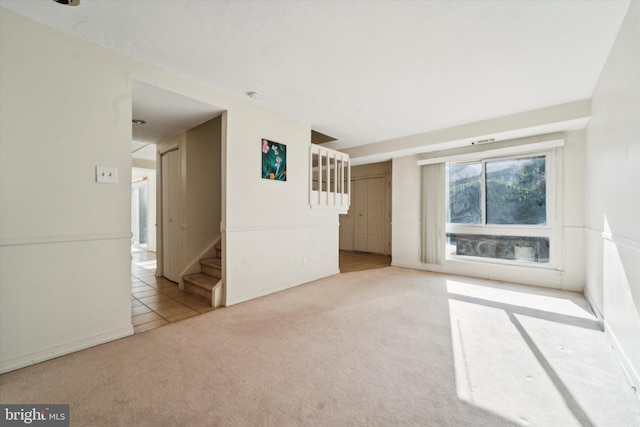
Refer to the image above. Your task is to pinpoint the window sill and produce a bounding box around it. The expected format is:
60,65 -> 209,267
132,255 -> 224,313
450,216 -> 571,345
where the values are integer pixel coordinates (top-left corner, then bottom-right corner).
446,254 -> 559,271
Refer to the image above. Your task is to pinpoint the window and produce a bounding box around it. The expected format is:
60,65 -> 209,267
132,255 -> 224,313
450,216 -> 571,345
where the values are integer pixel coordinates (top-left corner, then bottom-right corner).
445,153 -> 555,265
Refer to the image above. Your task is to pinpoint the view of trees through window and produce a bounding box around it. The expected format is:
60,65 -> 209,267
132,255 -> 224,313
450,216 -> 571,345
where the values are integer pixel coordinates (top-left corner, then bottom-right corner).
448,156 -> 546,225
446,155 -> 549,263
447,163 -> 481,224
486,156 -> 546,225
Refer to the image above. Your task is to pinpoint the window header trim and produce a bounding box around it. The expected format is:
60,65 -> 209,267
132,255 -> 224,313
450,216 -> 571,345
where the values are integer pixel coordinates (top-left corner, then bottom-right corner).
417,132 -> 564,166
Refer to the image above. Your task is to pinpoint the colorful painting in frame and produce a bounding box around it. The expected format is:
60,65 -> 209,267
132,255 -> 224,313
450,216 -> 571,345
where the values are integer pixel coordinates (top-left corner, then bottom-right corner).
262,139 -> 287,181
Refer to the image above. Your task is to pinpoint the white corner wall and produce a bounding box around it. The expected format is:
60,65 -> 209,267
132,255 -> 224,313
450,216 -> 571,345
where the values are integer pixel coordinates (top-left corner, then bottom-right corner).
392,128 -> 586,291
0,8 -> 340,372
223,105 -> 340,305
584,1 -> 640,389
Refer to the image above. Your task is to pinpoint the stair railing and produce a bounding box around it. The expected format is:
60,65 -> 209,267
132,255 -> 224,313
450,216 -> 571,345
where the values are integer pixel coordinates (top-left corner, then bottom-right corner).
309,144 -> 350,213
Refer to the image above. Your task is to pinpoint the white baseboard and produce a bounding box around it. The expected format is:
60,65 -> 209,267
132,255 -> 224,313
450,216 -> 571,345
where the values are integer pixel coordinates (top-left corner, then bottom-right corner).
602,320 -> 640,398
584,291 -> 639,399
0,325 -> 134,374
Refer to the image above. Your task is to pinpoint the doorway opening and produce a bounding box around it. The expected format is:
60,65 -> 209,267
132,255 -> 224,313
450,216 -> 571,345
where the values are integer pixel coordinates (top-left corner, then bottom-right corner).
130,81 -> 225,331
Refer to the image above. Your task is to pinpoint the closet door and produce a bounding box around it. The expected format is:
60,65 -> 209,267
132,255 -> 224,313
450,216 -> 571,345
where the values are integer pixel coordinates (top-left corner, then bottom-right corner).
161,149 -> 180,282
353,177 -> 385,253
366,177 -> 384,253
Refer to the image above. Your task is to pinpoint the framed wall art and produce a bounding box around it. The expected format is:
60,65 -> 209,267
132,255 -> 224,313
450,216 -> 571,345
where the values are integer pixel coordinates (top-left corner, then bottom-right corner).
262,139 -> 287,181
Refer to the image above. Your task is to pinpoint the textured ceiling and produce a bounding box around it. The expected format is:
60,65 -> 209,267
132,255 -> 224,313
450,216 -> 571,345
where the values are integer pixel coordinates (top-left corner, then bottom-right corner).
0,0 -> 631,151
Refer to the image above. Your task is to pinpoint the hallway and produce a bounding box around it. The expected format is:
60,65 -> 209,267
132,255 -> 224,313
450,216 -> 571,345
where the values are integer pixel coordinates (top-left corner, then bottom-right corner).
130,247 -> 214,333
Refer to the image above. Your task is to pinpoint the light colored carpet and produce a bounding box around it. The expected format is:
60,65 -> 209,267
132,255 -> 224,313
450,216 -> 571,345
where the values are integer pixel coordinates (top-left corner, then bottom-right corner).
1,267 -> 638,426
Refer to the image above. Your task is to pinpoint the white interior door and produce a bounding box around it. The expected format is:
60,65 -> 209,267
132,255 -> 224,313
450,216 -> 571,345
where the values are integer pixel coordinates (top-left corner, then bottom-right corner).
162,149 -> 180,282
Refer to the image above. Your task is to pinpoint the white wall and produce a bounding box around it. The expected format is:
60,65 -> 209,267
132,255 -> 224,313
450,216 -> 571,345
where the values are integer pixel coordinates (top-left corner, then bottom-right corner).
185,116 -> 222,265
392,129 -> 586,291
584,1 -> 639,389
0,9 -> 134,373
223,105 -> 340,305
0,9 -> 340,372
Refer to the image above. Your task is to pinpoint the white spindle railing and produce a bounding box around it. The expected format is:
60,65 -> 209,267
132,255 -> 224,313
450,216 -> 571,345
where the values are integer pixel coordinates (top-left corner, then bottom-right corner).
309,144 -> 350,212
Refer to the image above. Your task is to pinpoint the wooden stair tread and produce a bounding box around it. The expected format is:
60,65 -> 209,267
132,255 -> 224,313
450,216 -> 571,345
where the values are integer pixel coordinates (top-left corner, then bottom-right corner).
183,273 -> 219,291
200,258 -> 221,267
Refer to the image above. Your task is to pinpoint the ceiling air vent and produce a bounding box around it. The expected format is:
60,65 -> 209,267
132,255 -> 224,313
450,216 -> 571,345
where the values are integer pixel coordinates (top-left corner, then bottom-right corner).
53,0 -> 80,6
471,138 -> 495,146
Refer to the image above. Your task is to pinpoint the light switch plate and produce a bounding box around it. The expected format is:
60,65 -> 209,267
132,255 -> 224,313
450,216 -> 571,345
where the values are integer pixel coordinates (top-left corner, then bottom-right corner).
96,166 -> 118,183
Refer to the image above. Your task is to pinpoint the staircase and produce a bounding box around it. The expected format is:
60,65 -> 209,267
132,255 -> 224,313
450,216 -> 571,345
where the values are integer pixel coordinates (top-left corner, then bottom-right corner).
183,243 -> 223,307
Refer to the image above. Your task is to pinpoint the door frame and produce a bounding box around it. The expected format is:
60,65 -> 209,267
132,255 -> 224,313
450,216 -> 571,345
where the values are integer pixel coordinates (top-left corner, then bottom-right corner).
340,173 -> 391,255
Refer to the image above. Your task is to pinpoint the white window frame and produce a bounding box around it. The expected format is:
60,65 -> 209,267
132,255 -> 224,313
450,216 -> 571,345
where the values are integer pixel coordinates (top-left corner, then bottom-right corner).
445,148 -> 561,269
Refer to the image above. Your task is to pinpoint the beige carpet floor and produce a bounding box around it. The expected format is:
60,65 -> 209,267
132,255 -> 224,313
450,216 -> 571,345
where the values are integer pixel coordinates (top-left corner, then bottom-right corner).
1,267 -> 638,426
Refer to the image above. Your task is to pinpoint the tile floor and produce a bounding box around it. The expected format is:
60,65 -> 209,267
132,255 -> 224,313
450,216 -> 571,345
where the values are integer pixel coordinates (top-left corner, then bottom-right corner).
130,247 -> 215,333
131,248 -> 392,333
